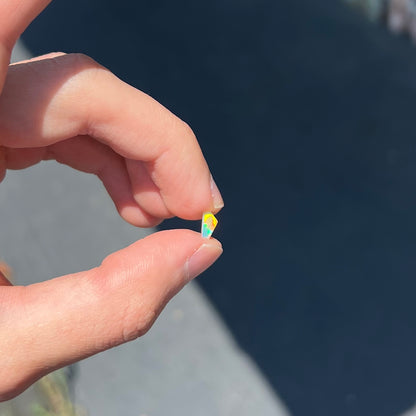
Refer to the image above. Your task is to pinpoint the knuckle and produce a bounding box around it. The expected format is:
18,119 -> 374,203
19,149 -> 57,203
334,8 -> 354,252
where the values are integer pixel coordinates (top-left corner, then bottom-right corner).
164,116 -> 196,144
65,52 -> 100,69
56,53 -> 106,83
179,120 -> 197,142
94,260 -> 160,345
162,118 -> 198,154
120,301 -> 157,343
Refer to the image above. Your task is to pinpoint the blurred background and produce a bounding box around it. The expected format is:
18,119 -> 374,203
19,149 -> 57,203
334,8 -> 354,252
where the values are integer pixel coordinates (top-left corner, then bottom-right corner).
3,0 -> 416,415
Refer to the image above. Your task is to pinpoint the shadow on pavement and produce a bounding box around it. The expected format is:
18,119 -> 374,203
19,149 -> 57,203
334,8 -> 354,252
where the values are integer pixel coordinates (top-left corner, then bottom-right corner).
22,0 -> 416,414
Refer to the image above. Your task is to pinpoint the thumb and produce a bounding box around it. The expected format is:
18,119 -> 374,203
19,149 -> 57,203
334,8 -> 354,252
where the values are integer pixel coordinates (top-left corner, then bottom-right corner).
0,229 -> 222,400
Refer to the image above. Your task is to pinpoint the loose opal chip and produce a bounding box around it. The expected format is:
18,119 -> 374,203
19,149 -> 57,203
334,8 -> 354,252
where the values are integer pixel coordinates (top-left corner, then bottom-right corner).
201,212 -> 218,239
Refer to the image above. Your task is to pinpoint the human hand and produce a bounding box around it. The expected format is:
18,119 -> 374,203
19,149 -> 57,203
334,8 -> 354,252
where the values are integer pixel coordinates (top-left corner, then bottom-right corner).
0,0 -> 223,400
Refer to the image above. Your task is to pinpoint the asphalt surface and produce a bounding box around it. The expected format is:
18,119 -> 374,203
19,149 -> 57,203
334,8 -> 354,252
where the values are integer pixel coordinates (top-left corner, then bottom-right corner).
0,102 -> 285,416
4,0 -> 416,415
1,39 -> 286,416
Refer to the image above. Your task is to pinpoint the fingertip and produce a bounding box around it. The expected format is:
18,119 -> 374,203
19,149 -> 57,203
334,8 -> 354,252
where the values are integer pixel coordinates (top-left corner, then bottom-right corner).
162,170 -> 224,221
185,238 -> 223,281
139,228 -> 223,260
145,229 -> 223,273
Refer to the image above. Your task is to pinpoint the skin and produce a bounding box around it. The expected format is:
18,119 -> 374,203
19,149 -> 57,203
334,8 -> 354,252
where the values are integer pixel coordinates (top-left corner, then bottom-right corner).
0,0 -> 224,401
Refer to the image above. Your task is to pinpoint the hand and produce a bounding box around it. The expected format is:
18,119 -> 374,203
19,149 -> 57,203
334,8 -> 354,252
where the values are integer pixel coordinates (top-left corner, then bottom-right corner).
0,1 -> 223,400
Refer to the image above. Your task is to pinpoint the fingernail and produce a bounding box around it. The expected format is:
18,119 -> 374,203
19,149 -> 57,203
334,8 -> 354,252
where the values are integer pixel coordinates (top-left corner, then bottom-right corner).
186,241 -> 223,281
210,175 -> 224,211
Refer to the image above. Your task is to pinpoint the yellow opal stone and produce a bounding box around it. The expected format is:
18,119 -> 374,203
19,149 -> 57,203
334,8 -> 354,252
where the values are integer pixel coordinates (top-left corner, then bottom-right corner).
201,212 -> 218,239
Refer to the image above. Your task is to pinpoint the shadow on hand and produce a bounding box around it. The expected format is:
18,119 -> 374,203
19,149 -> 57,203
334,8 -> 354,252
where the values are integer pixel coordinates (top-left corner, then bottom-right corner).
22,0 -> 416,415
0,53 -> 100,149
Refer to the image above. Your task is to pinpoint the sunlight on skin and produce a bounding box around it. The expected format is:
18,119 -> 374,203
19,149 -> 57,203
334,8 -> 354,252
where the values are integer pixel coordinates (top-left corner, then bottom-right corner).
0,0 -> 223,401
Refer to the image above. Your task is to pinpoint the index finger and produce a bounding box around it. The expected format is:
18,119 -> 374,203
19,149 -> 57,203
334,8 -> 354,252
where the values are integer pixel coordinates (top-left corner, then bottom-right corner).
0,0 -> 51,90
0,54 -> 224,221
